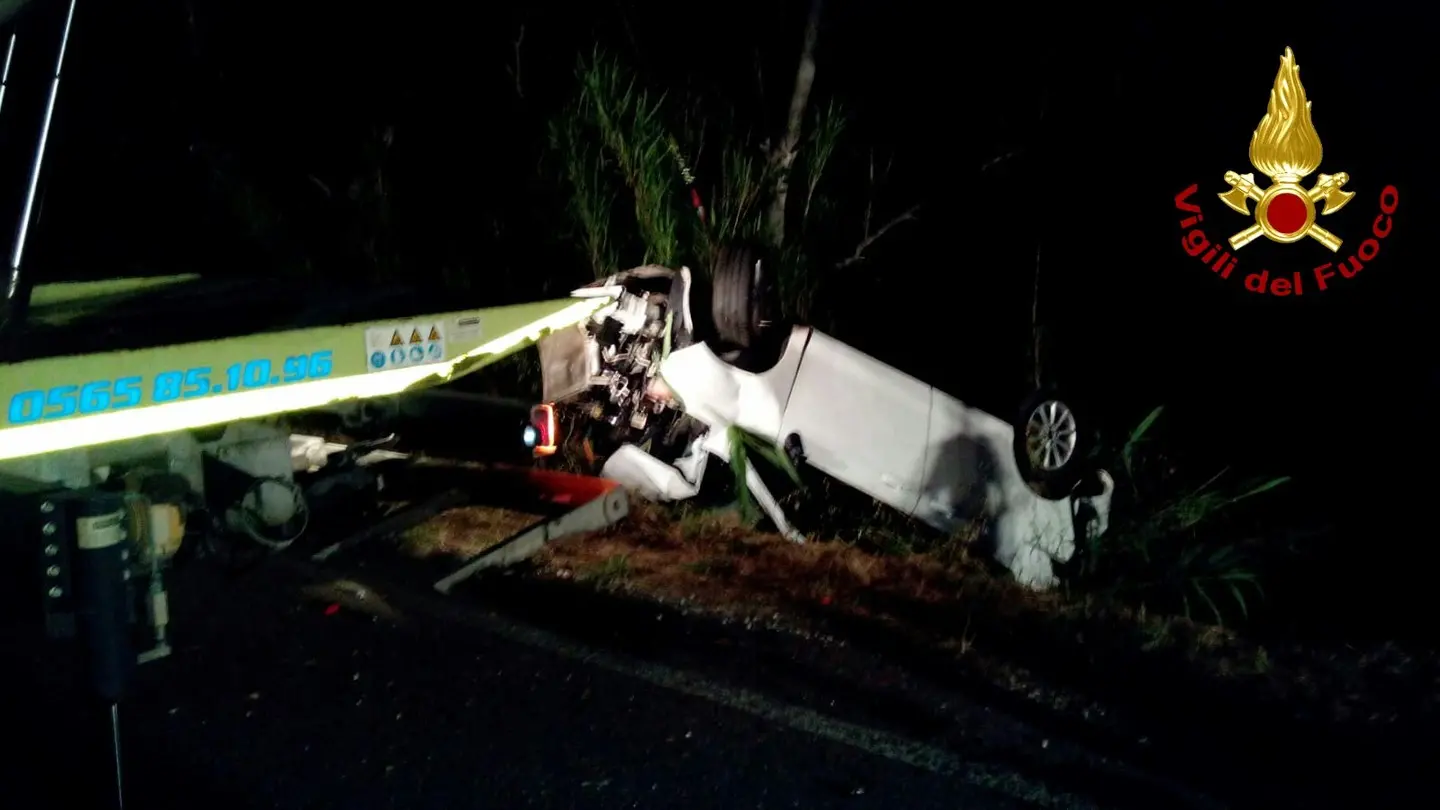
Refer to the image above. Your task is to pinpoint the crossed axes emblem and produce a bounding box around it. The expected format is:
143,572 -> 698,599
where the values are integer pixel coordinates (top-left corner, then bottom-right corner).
1217,170 -> 1355,252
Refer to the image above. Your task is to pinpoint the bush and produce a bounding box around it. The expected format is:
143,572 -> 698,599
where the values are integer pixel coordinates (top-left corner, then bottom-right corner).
1073,405 -> 1291,626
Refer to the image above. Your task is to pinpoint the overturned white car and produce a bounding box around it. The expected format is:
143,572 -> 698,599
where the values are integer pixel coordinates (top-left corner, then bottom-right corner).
534,246 -> 1114,589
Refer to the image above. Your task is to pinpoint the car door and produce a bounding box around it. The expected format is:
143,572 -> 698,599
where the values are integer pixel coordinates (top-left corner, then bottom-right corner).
778,330 -> 930,514
912,388 -> 1013,535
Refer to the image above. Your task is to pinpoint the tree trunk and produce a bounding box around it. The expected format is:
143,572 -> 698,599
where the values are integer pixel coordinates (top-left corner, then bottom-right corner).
765,0 -> 823,249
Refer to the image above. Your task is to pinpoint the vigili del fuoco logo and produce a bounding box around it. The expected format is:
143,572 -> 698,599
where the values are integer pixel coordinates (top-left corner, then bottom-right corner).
1173,47 -> 1398,296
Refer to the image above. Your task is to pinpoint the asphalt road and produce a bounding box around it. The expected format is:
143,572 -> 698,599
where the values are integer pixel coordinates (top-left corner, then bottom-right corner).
4,558 -> 1105,810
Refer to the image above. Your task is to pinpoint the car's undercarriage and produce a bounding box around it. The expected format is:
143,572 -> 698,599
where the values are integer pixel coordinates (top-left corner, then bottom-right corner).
538,267 -> 699,467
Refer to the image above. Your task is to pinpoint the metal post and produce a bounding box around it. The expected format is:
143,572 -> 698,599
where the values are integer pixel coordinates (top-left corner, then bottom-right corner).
73,491 -> 133,810
109,702 -> 125,809
1,0 -> 76,334
0,32 -> 18,118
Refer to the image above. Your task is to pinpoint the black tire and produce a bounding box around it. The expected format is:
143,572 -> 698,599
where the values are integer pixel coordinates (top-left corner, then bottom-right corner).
1013,389 -> 1090,500
710,242 -> 776,349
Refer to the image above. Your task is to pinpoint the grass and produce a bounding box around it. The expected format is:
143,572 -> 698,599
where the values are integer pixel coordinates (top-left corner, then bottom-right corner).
550,111 -> 620,278
548,49 -> 866,322
526,498 -> 1438,738
582,554 -> 633,590
550,50 -> 692,276
1072,405 -> 1292,626
543,500 -> 935,610
725,425 -> 802,525
397,505 -> 546,560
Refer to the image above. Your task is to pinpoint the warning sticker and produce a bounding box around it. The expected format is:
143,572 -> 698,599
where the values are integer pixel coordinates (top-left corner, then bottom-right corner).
365,321 -> 446,373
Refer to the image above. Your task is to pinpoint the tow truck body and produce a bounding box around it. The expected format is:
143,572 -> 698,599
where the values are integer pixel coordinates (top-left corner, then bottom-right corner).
1,274 -> 605,463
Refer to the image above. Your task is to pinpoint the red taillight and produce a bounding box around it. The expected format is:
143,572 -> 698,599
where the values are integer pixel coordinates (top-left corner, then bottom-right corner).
530,403 -> 558,457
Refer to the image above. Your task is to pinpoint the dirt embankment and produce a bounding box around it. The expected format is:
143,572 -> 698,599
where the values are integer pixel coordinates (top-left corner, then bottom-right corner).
405,500 -> 1439,738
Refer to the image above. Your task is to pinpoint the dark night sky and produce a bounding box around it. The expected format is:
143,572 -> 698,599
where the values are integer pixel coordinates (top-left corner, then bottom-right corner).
2,0 -> 1436,511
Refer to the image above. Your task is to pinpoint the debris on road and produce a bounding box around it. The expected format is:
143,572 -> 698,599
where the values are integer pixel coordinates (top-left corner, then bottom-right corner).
300,579 -> 405,624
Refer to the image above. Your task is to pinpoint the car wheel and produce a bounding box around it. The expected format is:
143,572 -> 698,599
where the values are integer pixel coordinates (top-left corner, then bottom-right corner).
1013,389 -> 1090,499
710,242 -> 777,349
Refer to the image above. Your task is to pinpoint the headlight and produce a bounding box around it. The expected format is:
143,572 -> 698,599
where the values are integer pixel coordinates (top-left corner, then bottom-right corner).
528,403 -> 559,457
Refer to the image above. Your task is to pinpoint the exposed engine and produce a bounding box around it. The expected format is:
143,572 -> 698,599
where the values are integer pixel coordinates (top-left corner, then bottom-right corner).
564,272 -> 695,459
